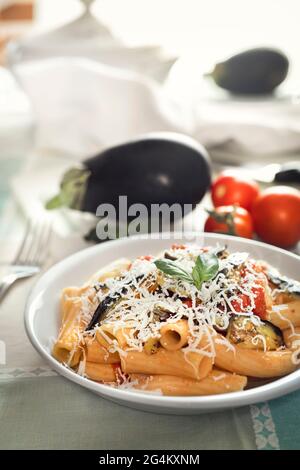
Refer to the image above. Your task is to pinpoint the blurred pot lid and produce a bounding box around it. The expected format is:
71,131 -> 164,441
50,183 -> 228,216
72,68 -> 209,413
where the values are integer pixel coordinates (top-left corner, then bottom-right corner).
6,5 -> 177,83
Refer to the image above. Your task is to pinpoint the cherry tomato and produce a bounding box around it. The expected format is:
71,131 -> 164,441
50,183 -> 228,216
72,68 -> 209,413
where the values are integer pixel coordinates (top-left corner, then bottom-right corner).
211,172 -> 260,211
252,186 -> 300,248
204,205 -> 254,239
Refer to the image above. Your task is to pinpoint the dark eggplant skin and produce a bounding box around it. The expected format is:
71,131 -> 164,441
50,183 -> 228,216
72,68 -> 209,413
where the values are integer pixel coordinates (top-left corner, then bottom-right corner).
266,269 -> 300,296
46,133 -> 211,220
164,251 -> 178,261
86,274 -> 145,330
83,133 -> 211,215
207,48 -> 289,94
86,294 -> 120,331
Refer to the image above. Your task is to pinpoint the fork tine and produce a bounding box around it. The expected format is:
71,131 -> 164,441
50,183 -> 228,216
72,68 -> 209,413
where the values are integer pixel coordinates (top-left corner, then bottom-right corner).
39,222 -> 52,265
14,219 -> 52,267
16,221 -> 37,266
13,221 -> 31,265
25,221 -> 44,266
30,221 -> 52,266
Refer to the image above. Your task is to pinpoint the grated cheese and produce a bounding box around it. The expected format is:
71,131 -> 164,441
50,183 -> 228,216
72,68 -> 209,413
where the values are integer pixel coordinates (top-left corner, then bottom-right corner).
74,245 -> 293,366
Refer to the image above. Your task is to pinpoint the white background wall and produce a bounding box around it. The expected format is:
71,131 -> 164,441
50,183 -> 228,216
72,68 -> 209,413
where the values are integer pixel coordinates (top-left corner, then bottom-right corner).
34,0 -> 299,57
31,0 -> 300,95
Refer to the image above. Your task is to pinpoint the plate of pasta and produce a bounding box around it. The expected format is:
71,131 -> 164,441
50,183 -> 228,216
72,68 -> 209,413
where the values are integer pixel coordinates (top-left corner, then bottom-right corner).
25,233 -> 300,414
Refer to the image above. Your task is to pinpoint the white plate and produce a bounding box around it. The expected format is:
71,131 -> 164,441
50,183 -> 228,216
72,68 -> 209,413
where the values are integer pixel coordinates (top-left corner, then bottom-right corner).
25,233 -> 300,415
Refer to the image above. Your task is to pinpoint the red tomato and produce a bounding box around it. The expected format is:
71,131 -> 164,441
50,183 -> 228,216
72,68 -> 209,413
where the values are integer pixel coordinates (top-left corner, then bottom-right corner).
211,172 -> 260,211
252,285 -> 267,319
183,299 -> 193,308
231,285 -> 267,319
138,255 -> 153,261
231,294 -> 251,312
204,205 -> 254,239
252,186 -> 300,248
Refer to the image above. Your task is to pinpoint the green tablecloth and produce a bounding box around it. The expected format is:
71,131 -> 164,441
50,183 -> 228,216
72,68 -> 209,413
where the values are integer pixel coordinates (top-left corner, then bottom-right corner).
0,156 -> 299,450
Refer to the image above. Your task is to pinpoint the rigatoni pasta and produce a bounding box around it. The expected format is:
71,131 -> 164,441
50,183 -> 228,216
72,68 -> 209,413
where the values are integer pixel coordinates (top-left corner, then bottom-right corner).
85,362 -> 118,383
85,337 -> 120,364
131,369 -> 247,396
214,335 -> 297,378
267,301 -> 300,329
53,244 -> 300,396
121,348 -> 212,380
160,319 -> 189,351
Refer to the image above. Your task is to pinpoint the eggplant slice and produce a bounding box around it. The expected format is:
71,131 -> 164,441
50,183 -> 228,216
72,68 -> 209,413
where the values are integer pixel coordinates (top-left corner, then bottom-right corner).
86,294 -> 121,331
226,315 -> 283,351
266,269 -> 300,296
86,274 -> 145,330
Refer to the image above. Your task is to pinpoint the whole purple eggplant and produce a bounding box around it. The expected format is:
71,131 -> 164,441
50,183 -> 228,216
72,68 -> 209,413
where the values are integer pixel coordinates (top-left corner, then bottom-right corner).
46,132 -> 211,220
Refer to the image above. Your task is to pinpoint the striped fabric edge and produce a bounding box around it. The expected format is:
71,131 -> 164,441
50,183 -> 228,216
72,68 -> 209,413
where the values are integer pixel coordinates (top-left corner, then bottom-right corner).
250,402 -> 280,450
0,366 -> 58,379
0,368 -> 281,450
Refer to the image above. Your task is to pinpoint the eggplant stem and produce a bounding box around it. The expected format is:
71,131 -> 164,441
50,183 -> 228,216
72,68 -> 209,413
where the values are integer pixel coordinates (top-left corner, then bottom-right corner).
45,195 -> 63,210
45,167 -> 91,211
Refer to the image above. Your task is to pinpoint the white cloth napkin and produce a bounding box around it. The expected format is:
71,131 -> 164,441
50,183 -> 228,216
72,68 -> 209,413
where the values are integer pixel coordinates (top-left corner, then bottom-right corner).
12,58 -> 189,160
193,99 -> 300,158
11,57 -> 300,163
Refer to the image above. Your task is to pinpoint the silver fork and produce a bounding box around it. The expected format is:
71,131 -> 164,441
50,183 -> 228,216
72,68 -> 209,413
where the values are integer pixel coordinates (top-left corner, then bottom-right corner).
0,220 -> 52,302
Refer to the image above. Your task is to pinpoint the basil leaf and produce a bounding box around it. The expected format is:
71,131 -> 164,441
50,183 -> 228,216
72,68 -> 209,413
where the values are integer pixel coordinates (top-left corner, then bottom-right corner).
154,259 -> 193,284
155,252 -> 219,291
191,264 -> 202,290
192,252 -> 219,289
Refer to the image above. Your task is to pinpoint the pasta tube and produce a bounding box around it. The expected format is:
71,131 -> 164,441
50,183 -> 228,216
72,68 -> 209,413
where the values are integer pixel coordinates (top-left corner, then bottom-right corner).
96,325 -> 133,349
121,348 -> 212,380
61,288 -> 84,323
283,327 -> 300,349
62,286 -> 86,299
267,300 -> 300,329
52,297 -> 85,366
200,356 -> 214,380
214,334 -> 297,378
160,320 -> 189,351
85,362 -> 118,382
131,369 -> 247,396
52,344 -> 82,367
85,337 -> 120,363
